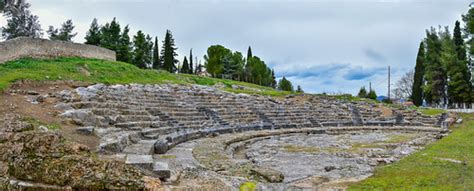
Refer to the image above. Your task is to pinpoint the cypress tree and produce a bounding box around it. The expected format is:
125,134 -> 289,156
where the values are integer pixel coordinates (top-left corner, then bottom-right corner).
189,49 -> 194,74
152,37 -> 160,69
296,85 -> 304,93
160,30 -> 178,73
181,56 -> 189,74
449,21 -> 472,106
412,42 -> 425,106
247,46 -> 253,60
85,18 -> 101,46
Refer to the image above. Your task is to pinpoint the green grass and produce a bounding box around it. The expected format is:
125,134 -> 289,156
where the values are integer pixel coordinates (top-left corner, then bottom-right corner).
0,57 -> 287,96
239,181 -> 257,191
349,113 -> 474,190
23,117 -> 61,131
417,108 -> 447,116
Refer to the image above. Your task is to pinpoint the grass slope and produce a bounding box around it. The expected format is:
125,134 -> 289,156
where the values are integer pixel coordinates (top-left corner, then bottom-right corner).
0,57 -> 290,96
349,113 -> 474,190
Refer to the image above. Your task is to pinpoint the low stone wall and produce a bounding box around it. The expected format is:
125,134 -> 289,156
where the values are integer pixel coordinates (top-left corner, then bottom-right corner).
0,37 -> 116,63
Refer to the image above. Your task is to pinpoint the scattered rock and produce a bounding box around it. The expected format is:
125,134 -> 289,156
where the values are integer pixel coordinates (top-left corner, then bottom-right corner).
324,166 -> 336,172
76,127 -> 94,135
153,162 -> 171,179
27,91 -> 39,95
251,167 -> 284,183
38,125 -> 48,132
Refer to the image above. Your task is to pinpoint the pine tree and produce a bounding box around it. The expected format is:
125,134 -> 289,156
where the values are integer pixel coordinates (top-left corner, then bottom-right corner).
412,42 -> 425,106
271,69 -> 277,88
278,77 -> 294,92
181,56 -> 189,73
160,30 -> 178,73
296,85 -> 304,93
462,7 -> 474,104
1,1 -> 42,39
47,19 -> 77,42
100,18 -> 121,52
132,30 -> 151,69
189,49 -> 194,74
367,89 -> 377,100
85,18 -> 101,46
424,27 -> 447,106
152,37 -> 160,69
117,25 -> 132,63
358,87 -> 368,98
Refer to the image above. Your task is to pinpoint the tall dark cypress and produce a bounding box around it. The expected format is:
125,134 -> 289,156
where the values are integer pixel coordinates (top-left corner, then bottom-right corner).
450,20 -> 472,105
189,49 -> 194,74
247,46 -> 253,60
152,37 -> 160,69
412,42 -> 425,106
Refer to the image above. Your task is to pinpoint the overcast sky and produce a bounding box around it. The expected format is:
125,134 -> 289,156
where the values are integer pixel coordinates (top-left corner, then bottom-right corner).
0,0 -> 471,95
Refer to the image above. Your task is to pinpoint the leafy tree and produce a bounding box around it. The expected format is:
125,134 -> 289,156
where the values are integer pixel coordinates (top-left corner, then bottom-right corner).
204,45 -> 232,77
189,49 -> 194,74
85,18 -> 101,46
358,87 -> 368,98
367,89 -> 377,100
181,56 -> 190,73
462,7 -> 474,103
1,1 -> 42,39
278,77 -> 293,92
117,25 -> 132,63
152,37 -> 160,69
100,18 -> 121,52
47,19 -> 77,41
132,30 -> 152,69
160,30 -> 178,73
296,85 -> 304,93
423,27 -> 446,106
412,42 -> 425,106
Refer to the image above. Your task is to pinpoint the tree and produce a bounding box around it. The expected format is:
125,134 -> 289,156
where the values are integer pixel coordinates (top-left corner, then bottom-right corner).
180,56 -> 190,73
47,19 -> 77,41
100,18 -> 121,52
394,70 -> 414,99
204,45 -> 232,77
367,89 -> 377,100
358,86 -> 368,98
85,18 -> 101,46
296,85 -> 304,93
423,27 -> 447,106
189,49 -> 194,74
449,20 -> 472,107
160,30 -> 178,73
462,7 -> 474,104
132,30 -> 152,69
1,1 -> 42,39
247,46 -> 253,61
152,37 -> 160,69
412,42 -> 425,106
278,77 -> 293,92
117,25 -> 132,63
271,69 -> 277,88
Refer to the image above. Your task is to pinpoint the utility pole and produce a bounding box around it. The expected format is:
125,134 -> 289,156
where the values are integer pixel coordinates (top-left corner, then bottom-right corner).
388,65 -> 391,100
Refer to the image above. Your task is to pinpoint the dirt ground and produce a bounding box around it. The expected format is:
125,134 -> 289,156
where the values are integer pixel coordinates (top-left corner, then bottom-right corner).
0,80 -> 100,150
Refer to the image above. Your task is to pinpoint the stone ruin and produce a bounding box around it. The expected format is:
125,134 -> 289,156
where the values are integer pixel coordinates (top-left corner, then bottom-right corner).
57,84 -> 448,189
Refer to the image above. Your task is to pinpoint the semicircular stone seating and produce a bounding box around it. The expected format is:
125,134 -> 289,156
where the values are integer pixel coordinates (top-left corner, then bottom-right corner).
59,83 -> 446,178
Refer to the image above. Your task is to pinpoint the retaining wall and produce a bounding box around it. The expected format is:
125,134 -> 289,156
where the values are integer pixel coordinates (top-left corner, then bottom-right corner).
0,37 -> 116,63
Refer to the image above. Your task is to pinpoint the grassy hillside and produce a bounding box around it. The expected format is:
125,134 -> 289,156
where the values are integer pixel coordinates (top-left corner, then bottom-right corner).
0,57 -> 290,96
349,113 -> 474,190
